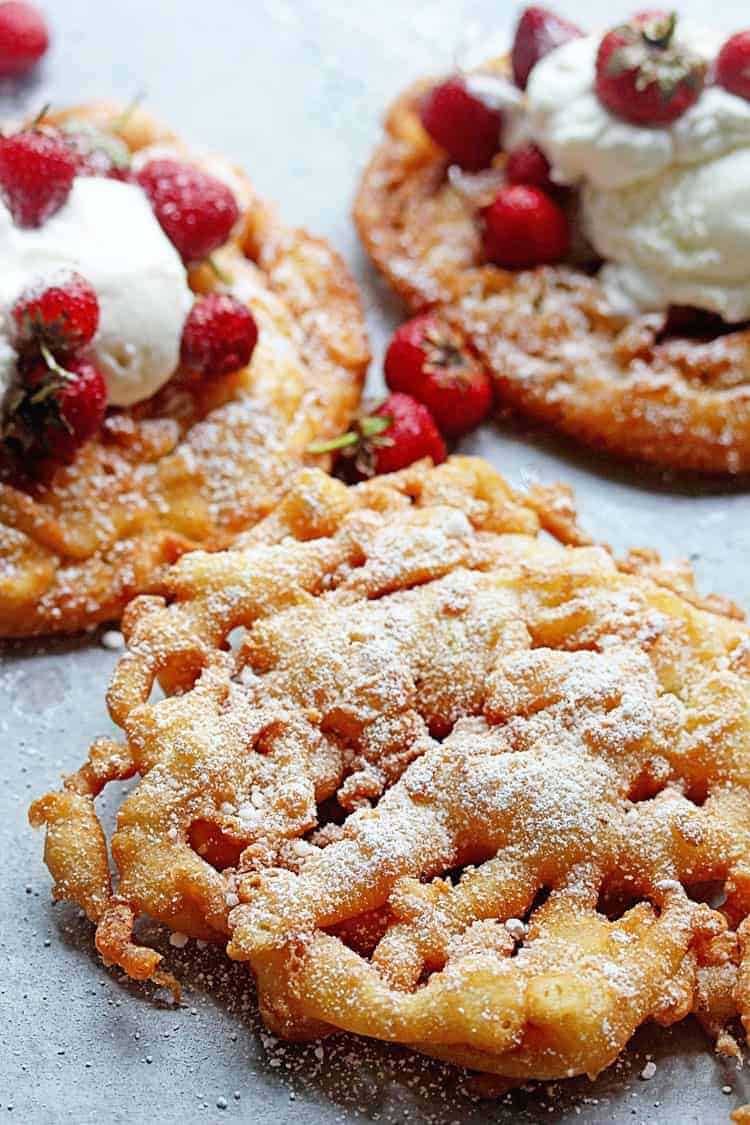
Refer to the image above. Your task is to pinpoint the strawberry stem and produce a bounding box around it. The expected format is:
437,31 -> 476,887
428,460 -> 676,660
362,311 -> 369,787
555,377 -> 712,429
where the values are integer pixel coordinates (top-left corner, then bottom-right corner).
641,11 -> 677,50
40,342 -> 75,383
29,102 -> 52,129
307,411 -> 393,457
307,431 -> 359,454
112,91 -> 146,133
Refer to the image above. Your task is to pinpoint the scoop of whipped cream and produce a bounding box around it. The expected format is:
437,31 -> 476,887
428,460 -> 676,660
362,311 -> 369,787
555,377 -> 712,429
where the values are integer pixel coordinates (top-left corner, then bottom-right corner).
525,25 -> 750,321
0,176 -> 193,411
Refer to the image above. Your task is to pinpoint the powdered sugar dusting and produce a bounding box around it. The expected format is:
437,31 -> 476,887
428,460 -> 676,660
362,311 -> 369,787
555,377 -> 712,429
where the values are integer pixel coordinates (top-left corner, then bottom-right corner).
30,457 -> 750,1095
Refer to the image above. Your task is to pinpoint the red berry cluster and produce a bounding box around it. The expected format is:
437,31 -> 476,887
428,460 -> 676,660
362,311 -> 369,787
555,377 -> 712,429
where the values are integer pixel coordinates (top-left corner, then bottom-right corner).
0,110 -> 247,464
417,7 -> 750,277
417,7 -> 580,274
5,272 -> 107,463
310,314 -> 493,480
419,7 -> 582,175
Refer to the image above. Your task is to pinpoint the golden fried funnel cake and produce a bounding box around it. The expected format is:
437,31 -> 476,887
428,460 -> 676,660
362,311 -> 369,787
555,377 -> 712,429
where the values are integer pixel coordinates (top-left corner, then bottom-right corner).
30,457 -> 750,1087
0,102 -> 368,637
354,70 -> 750,474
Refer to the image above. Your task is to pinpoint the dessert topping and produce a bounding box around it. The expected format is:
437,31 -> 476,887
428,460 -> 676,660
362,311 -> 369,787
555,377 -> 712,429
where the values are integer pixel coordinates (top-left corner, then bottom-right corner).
420,76 -> 504,171
482,183 -> 570,269
6,347 -> 107,463
136,158 -> 239,264
384,314 -> 492,438
524,18 -> 750,320
505,142 -> 555,191
0,128 -> 76,228
716,31 -> 750,103
0,176 -> 192,410
59,120 -> 132,181
12,270 -> 99,354
595,11 -> 706,126
511,5 -> 583,91
309,392 -> 446,479
180,293 -> 258,377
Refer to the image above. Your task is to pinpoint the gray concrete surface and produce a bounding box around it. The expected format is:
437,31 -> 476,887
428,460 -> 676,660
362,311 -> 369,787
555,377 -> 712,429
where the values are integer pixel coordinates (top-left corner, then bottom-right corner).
2,1 -> 750,1121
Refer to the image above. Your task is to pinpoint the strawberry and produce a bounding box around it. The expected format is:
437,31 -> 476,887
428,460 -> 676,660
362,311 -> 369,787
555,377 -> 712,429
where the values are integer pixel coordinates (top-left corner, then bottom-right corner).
420,76 -> 503,171
384,314 -> 492,438
180,294 -> 259,377
9,349 -> 107,462
716,31 -> 750,103
505,143 -> 554,192
308,392 -> 446,480
482,184 -> 569,269
12,271 -> 99,354
0,129 -> 76,227
136,158 -> 239,264
0,1 -> 49,79
595,11 -> 706,126
59,121 -> 131,181
511,6 -> 583,90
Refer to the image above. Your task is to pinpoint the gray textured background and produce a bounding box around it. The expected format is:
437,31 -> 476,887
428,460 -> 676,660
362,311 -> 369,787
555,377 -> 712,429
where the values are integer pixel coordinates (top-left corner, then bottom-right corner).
2,1 -> 750,1122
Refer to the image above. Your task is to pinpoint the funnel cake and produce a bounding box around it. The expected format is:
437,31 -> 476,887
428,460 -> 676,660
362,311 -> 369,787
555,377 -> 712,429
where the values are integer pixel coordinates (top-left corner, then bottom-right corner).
354,70 -> 750,474
30,456 -> 750,1091
0,102 -> 368,637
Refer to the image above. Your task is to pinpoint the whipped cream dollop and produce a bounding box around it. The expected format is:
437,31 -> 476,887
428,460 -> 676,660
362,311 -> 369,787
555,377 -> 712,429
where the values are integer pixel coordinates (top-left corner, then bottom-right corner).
0,176 -> 193,411
526,26 -> 750,321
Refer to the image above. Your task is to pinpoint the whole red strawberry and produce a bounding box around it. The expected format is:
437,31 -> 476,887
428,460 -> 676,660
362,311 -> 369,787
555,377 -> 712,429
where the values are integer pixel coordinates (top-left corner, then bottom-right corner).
384,314 -> 492,439
505,143 -> 554,192
595,11 -> 706,126
136,159 -> 239,264
0,129 -> 76,227
13,351 -> 107,462
180,294 -> 258,377
511,6 -> 583,90
12,271 -> 99,354
482,184 -> 569,270
420,76 -> 503,171
716,31 -> 750,103
309,392 -> 446,480
0,1 -> 49,78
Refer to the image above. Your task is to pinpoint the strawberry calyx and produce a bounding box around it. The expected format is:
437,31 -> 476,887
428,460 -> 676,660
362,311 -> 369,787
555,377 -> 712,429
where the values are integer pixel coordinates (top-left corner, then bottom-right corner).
308,407 -> 394,477
603,12 -> 705,102
59,119 -> 131,174
4,344 -> 82,456
9,342 -> 75,428
418,322 -> 476,389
